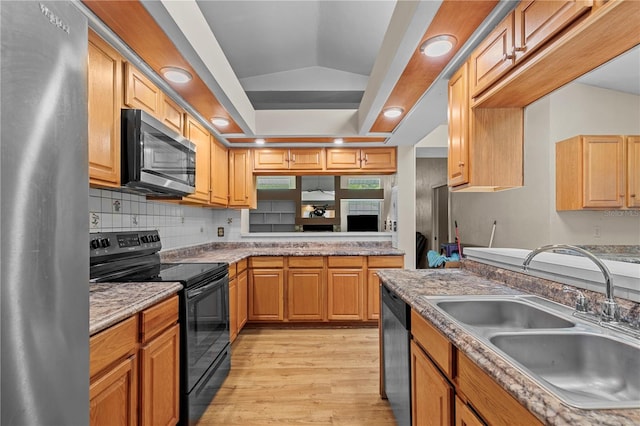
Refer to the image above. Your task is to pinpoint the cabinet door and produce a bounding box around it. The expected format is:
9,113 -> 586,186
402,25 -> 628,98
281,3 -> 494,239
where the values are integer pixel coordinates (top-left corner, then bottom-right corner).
210,138 -> 229,206
249,269 -> 284,321
161,95 -> 184,135
237,269 -> 249,330
514,0 -> 592,62
470,12 -> 515,97
410,341 -> 453,426
184,115 -> 211,204
289,148 -> 324,170
88,31 -> 122,188
627,136 -> 640,208
229,277 -> 238,342
287,269 -> 324,321
448,62 -> 469,186
327,269 -> 363,320
124,62 -> 161,116
360,148 -> 397,171
229,149 -> 256,208
366,269 -> 382,321
141,324 -> 179,426
583,135 -> 624,208
89,355 -> 137,426
253,149 -> 289,170
325,148 -> 361,170
455,396 -> 484,426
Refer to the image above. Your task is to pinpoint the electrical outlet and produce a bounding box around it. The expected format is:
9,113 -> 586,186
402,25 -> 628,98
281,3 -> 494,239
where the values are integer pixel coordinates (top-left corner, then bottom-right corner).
594,225 -> 601,238
217,227 -> 224,237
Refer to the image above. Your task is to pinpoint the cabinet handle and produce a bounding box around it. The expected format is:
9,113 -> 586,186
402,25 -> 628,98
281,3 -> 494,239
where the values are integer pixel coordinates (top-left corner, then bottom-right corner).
458,161 -> 465,167
514,46 -> 526,53
291,154 -> 296,163
631,194 -> 636,198
364,154 -> 368,164
503,52 -> 515,61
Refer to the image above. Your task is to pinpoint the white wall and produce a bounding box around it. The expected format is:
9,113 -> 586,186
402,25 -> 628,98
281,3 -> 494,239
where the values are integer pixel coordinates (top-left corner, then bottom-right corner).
451,83 -> 640,249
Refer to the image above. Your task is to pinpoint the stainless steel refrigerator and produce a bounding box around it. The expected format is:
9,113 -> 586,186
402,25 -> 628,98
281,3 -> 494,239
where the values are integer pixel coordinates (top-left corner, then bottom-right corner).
1,2 -> 89,424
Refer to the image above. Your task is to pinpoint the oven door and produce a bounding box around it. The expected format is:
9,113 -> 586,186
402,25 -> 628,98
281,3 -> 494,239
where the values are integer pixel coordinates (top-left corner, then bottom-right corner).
183,273 -> 229,393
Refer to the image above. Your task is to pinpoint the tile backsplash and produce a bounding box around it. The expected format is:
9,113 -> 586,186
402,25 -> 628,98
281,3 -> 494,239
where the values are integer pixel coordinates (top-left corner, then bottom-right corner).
89,188 -> 241,250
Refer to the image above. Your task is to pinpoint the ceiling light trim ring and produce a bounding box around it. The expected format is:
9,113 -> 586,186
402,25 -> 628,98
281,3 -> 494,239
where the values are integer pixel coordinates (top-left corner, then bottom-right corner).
420,35 -> 457,58
211,117 -> 230,127
160,66 -> 192,83
383,107 -> 404,118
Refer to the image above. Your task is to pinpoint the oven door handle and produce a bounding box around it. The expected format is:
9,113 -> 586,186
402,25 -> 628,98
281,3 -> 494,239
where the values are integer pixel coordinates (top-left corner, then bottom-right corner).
186,275 -> 227,299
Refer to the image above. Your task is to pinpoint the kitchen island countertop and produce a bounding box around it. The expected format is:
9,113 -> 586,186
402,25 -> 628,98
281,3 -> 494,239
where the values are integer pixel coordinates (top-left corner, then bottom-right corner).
90,281 -> 183,335
377,268 -> 640,426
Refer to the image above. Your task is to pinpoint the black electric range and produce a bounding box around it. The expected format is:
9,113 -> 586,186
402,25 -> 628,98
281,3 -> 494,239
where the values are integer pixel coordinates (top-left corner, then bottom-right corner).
89,230 -> 230,426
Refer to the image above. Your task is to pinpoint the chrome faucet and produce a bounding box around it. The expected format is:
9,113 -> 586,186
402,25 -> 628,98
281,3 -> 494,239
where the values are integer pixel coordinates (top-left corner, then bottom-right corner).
522,244 -> 620,322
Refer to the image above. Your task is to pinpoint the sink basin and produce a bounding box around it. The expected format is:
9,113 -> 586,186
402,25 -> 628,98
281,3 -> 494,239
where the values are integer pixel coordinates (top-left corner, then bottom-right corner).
490,332 -> 640,409
435,299 -> 575,329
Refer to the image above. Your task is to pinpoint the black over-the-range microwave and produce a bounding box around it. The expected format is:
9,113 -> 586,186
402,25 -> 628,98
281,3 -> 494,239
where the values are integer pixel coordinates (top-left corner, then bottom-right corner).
121,109 -> 196,197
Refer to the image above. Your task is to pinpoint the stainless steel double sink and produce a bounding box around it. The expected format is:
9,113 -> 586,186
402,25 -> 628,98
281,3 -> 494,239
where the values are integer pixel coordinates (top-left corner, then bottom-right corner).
422,295 -> 640,410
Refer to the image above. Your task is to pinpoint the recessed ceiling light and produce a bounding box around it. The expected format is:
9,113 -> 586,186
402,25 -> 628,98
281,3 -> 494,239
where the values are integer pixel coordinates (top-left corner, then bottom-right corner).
211,117 -> 230,127
334,138 -> 344,145
160,66 -> 192,83
383,107 -> 404,118
255,138 -> 265,145
420,35 -> 457,58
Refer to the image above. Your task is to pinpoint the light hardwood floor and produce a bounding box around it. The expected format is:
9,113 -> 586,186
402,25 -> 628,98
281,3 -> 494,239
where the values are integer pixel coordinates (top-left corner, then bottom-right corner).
197,327 -> 397,425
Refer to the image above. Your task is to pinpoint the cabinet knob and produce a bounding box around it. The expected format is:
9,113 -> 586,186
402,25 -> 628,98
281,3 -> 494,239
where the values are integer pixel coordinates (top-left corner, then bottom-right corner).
458,161 -> 465,167
503,52 -> 515,61
514,46 -> 526,53
630,194 -> 636,198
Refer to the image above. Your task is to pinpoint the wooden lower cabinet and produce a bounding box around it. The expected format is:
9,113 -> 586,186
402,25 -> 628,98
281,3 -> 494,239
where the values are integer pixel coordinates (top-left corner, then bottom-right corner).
367,256 -> 404,320
410,340 -> 453,426
140,324 -> 180,426
237,267 -> 248,330
229,276 -> 238,342
249,265 -> 284,321
89,295 -> 179,426
455,396 -> 484,426
327,268 -> 363,320
287,268 -> 324,320
90,355 -> 138,426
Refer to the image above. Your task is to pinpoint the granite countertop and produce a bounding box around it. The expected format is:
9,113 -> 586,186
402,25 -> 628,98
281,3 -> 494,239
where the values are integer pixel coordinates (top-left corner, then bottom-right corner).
162,244 -> 404,264
90,282 -> 183,335
377,268 -> 640,426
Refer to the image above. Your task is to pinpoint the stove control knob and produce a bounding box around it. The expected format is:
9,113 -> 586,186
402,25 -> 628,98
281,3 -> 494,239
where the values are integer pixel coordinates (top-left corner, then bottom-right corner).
90,239 -> 100,250
141,235 -> 149,243
100,238 -> 110,248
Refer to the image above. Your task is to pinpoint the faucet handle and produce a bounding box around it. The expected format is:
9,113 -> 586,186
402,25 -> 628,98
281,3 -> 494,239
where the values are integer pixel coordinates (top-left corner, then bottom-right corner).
562,286 -> 589,313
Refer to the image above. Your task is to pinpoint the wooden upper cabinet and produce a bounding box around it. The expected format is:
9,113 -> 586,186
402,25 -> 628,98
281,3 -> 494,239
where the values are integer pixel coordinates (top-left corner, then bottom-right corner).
326,148 -> 361,170
360,148 -> 396,171
514,1 -> 593,62
124,62 -> 161,116
556,135 -> 626,210
448,63 -> 469,187
253,149 -> 289,170
289,148 -> 324,170
183,115 -> 211,204
326,147 -> 397,172
254,148 -> 325,172
88,30 -> 122,188
161,95 -> 184,135
210,138 -> 229,206
627,136 -> 640,208
229,149 -> 257,209
470,11 -> 515,98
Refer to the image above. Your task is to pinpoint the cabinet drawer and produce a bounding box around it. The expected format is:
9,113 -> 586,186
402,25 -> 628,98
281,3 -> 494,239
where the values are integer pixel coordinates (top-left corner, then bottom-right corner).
458,352 -> 543,426
237,257 -> 248,272
411,310 -> 453,378
368,256 -> 404,268
90,315 -> 138,378
141,295 -> 179,344
288,256 -> 324,268
250,256 -> 284,268
327,256 -> 364,268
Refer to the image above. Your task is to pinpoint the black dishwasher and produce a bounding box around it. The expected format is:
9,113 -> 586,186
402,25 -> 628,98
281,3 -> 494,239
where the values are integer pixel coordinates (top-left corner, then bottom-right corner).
381,284 -> 411,426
